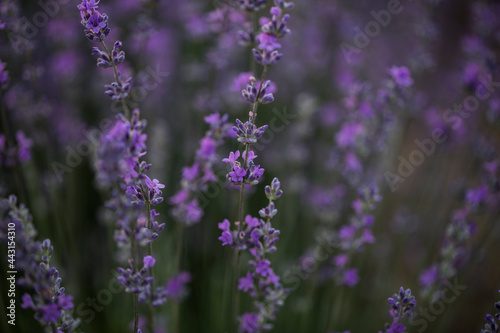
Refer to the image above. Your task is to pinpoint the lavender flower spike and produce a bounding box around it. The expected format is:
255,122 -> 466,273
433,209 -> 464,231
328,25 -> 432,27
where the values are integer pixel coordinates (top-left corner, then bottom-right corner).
0,195 -> 80,332
379,287 -> 416,333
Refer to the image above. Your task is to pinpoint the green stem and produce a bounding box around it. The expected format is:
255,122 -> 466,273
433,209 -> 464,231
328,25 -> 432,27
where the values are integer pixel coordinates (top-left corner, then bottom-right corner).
233,139 -> 251,330
145,201 -> 155,333
251,66 -> 268,125
100,40 -> 131,119
133,294 -> 139,333
233,249 -> 242,331
172,221 -> 183,332
131,214 -> 139,332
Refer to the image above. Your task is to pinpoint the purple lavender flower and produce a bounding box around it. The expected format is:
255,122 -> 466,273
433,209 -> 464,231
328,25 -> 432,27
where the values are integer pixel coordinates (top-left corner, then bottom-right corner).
256,33 -> 281,51
222,150 -> 264,185
379,287 -> 416,333
251,2 -> 293,65
166,272 -> 192,302
238,272 -> 255,293
419,266 -> 438,288
0,59 -> 9,89
143,256 -> 156,269
241,77 -> 275,104
240,313 -> 261,332
389,66 -> 414,87
78,0 -> 110,41
170,113 -> 233,226
86,10 -> 106,33
343,268 -> 359,287
328,186 -> 381,287
233,119 -> 268,144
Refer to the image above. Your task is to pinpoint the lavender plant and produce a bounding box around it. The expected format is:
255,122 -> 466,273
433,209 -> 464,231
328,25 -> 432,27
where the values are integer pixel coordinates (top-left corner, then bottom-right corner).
2,0 -> 500,332
219,178 -> 287,331
0,195 -> 80,332
215,0 -> 293,331
76,1 -> 178,332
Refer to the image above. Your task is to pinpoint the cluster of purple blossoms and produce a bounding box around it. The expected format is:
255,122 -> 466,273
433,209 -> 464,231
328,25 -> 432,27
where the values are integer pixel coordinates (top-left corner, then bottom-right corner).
0,130 -> 33,167
388,66 -> 414,88
165,271 -> 192,303
223,149 -> 265,186
379,287 -> 417,333
219,178 -> 288,332
241,77 -> 275,104
330,186 -> 381,287
170,113 -> 234,226
481,290 -> 500,333
0,195 -> 80,332
252,1 -> 293,66
78,0 -> 110,42
91,40 -> 125,69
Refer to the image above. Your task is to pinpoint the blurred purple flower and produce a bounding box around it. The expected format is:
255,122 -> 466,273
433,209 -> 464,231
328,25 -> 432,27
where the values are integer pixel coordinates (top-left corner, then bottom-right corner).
389,66 -> 413,87
343,268 -> 359,287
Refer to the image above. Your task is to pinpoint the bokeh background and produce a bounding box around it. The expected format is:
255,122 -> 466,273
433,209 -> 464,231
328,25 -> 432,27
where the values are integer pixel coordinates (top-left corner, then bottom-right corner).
1,0 -> 500,332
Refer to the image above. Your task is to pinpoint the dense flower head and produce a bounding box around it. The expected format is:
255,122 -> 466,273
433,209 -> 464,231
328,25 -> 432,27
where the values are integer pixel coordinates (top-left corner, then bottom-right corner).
91,40 -> 125,68
233,118 -> 268,144
223,150 -> 265,185
261,7 -> 292,38
252,1 -> 293,65
378,287 -> 416,333
388,287 -> 417,318
117,259 -> 154,294
126,175 -> 165,206
104,76 -> 133,100
241,76 -> 275,104
78,0 -> 110,41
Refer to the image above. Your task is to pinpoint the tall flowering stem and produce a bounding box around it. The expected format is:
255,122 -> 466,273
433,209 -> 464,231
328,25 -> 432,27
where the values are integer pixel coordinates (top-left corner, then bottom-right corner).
0,195 -> 80,332
219,178 -> 288,332
222,1 -> 293,328
77,1 -> 172,332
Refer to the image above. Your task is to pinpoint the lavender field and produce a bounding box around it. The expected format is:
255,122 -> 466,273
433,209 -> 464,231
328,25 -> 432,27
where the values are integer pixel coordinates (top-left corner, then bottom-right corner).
1,0 -> 499,332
